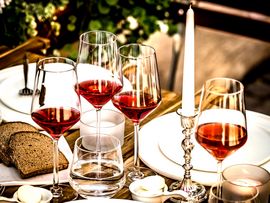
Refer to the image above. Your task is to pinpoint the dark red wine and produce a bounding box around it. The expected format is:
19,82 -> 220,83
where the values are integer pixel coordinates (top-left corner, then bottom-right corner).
31,107 -> 80,140
78,80 -> 122,109
112,91 -> 160,123
196,123 -> 247,161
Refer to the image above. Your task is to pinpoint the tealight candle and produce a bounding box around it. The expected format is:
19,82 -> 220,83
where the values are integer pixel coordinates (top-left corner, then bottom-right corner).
80,109 -> 125,145
222,164 -> 270,202
182,5 -> 195,116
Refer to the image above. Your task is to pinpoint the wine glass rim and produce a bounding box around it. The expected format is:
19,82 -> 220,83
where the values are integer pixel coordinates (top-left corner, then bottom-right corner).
204,77 -> 244,95
79,30 -> 117,45
37,57 -> 76,73
118,43 -> 156,59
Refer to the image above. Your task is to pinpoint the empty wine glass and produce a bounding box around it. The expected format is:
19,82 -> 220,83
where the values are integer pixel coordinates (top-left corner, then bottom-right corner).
31,57 -> 81,201
76,30 -> 123,149
112,43 -> 162,184
209,180 -> 258,203
195,77 -> 247,182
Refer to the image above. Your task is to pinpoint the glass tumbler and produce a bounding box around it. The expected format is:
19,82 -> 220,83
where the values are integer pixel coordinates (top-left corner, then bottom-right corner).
69,134 -> 125,198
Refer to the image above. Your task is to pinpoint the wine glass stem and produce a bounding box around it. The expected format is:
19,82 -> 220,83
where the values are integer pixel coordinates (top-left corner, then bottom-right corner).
133,123 -> 140,168
96,108 -> 101,151
217,160 -> 223,198
52,138 -> 62,198
217,160 -> 223,182
96,108 -> 102,178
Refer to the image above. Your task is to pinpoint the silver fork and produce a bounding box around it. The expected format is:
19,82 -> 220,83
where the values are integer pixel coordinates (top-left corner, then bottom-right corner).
0,185 -> 5,196
19,53 -> 34,96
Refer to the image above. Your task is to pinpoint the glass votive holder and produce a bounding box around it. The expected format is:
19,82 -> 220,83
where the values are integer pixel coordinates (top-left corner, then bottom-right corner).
222,164 -> 270,203
208,180 -> 259,202
69,134 -> 126,198
80,109 -> 125,146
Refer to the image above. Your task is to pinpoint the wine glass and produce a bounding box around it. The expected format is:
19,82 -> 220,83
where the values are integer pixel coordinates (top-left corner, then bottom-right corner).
31,57 -> 81,200
112,43 -> 162,183
195,77 -> 248,182
76,30 -> 123,148
209,180 -> 259,203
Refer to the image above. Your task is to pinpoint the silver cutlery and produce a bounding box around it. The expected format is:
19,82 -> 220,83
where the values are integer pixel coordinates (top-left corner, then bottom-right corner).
19,53 -> 34,96
0,185 -> 5,196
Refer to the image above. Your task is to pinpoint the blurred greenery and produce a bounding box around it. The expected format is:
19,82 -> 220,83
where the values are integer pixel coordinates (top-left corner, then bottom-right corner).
0,0 -> 181,57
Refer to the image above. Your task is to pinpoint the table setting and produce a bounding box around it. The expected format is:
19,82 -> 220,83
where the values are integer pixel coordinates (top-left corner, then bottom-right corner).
1,4 -> 270,203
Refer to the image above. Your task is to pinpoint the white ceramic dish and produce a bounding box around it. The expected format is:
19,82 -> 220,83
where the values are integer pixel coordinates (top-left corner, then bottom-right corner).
0,64 -> 37,126
12,186 -> 52,203
139,110 -> 270,186
129,175 -> 189,203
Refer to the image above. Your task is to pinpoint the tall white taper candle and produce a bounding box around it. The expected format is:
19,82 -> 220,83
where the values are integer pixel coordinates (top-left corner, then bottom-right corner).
182,5 -> 195,116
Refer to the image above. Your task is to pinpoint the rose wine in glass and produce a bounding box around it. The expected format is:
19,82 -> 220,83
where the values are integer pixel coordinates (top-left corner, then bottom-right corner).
195,78 -> 247,182
112,43 -> 162,184
76,30 -> 122,147
31,57 -> 81,201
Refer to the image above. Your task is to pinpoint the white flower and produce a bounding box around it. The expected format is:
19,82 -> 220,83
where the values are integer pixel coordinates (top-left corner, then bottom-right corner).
157,20 -> 169,33
29,20 -> 37,29
127,16 -> 138,30
117,33 -> 127,44
0,0 -> 12,13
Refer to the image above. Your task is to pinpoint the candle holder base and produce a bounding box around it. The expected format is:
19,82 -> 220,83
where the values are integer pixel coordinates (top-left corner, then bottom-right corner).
169,180 -> 207,202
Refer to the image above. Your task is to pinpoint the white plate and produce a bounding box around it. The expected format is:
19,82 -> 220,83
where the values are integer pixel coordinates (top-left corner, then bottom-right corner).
0,135 -> 73,186
0,66 -> 36,115
158,111 -> 270,172
0,64 -> 120,128
139,110 -> 270,186
0,64 -> 37,126
67,199 -> 141,203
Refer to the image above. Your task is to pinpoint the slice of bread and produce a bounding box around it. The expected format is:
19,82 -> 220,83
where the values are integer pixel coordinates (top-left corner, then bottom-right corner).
8,131 -> 69,179
0,122 -> 39,166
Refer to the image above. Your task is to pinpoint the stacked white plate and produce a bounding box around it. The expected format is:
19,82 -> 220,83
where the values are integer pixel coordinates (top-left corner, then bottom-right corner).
139,110 -> 270,186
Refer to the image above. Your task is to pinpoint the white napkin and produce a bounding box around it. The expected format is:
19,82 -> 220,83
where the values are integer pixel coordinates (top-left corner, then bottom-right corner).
0,135 -> 73,186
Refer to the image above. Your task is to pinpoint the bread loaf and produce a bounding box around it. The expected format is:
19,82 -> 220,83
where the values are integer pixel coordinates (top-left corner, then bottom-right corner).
0,122 -> 39,166
8,131 -> 69,179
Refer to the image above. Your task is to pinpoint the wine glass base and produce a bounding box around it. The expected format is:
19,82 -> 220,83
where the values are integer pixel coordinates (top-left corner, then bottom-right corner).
169,181 -> 207,202
41,183 -> 78,202
125,166 -> 156,186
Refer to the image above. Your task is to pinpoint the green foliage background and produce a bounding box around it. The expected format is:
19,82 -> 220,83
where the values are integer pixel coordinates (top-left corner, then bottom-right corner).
0,0 -> 180,57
